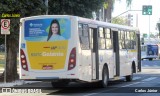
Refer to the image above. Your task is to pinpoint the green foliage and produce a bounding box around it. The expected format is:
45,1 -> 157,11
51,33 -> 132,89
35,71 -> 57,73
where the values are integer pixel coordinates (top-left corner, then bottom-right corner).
126,0 -> 132,8
116,0 -> 132,8
48,0 -> 105,18
111,16 -> 127,25
0,0 -> 46,43
0,0 -> 46,82
0,0 -> 106,81
150,33 -> 155,38
0,0 -> 46,17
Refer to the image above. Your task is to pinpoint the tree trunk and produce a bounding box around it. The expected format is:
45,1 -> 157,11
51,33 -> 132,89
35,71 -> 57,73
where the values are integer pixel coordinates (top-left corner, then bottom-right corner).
104,0 -> 113,22
6,38 -> 18,82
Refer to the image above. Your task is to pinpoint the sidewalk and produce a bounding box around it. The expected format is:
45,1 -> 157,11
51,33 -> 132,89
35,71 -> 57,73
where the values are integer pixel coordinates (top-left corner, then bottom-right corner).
0,68 -> 4,74
0,68 -> 19,74
140,68 -> 160,74
0,80 -> 42,87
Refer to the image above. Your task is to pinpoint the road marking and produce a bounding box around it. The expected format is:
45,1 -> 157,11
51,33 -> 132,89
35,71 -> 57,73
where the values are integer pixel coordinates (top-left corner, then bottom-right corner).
143,65 -> 149,67
83,87 -> 124,96
142,77 -> 157,82
121,82 -> 141,87
83,82 -> 141,96
133,77 -> 141,80
83,93 -> 97,96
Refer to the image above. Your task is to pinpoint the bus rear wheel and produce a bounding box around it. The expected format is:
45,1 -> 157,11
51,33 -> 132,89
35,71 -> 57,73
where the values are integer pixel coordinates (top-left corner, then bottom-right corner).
100,66 -> 109,88
51,80 -> 70,88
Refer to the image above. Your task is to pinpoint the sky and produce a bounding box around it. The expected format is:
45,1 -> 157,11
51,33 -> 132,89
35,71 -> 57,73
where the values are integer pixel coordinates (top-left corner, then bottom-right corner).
112,0 -> 160,36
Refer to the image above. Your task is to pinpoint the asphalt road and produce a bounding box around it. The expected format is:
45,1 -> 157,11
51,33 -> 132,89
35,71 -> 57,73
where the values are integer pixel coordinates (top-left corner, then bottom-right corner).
1,60 -> 160,96
1,69 -> 160,96
141,59 -> 160,68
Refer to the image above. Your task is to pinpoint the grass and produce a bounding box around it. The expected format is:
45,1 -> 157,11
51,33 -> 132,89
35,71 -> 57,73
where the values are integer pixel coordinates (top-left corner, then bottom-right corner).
0,64 -> 4,68
0,52 -> 5,69
0,52 -> 19,69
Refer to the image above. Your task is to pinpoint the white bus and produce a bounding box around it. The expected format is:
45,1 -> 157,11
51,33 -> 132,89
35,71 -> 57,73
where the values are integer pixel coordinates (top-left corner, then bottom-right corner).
141,44 -> 159,60
19,15 -> 141,88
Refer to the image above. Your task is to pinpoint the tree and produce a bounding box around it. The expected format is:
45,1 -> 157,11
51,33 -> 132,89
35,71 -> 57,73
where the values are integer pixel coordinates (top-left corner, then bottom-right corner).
0,0 -> 46,82
126,0 -> 132,8
103,0 -> 132,22
103,0 -> 114,22
111,16 -> 128,25
149,33 -> 154,38
48,0 -> 105,18
0,0 -> 106,82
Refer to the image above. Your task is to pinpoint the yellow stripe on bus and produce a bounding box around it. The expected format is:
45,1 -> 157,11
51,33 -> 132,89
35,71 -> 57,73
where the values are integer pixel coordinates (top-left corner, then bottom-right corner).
128,50 -> 137,52
26,40 -> 68,70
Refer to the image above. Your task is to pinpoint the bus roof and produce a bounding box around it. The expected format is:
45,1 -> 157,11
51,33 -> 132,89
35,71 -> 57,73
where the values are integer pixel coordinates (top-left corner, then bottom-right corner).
78,16 -> 139,34
21,15 -> 140,34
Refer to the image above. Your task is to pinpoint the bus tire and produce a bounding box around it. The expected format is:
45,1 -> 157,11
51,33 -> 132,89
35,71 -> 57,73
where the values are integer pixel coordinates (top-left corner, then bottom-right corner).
51,80 -> 69,88
100,66 -> 109,88
125,66 -> 133,82
149,58 -> 152,61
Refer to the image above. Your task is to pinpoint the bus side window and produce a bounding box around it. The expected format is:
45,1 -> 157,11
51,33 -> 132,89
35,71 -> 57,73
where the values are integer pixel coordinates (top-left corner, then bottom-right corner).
98,27 -> 105,49
125,31 -> 131,49
79,24 -> 90,50
105,28 -> 112,49
78,24 -> 83,36
141,46 -> 143,51
130,31 -> 136,49
119,31 -> 125,49
83,24 -> 89,36
119,31 -> 122,49
89,28 -> 93,49
141,46 -> 145,51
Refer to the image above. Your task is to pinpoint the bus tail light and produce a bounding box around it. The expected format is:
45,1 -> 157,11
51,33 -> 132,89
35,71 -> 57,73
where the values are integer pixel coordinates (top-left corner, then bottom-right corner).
68,48 -> 76,70
20,49 -> 28,71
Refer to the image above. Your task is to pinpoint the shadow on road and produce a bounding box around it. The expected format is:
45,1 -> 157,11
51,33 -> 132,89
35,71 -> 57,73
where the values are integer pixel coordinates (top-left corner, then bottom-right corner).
44,79 -> 128,95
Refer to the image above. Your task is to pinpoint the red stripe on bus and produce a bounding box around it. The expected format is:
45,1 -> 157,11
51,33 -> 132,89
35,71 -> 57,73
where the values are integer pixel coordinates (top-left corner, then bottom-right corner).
43,47 -> 50,48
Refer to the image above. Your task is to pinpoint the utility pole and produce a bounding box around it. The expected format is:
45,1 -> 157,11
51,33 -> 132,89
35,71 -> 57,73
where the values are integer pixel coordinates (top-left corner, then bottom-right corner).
136,14 -> 138,27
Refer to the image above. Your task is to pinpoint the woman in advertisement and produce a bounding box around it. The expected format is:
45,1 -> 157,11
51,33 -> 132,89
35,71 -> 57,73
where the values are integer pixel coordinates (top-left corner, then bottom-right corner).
47,19 -> 65,41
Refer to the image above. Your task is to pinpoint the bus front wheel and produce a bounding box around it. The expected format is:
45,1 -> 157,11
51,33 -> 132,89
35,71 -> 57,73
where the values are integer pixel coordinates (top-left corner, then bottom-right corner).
100,66 -> 109,88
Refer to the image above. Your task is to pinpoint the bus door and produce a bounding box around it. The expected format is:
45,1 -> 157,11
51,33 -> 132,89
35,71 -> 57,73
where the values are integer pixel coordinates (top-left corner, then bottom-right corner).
89,27 -> 99,80
112,30 -> 120,76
